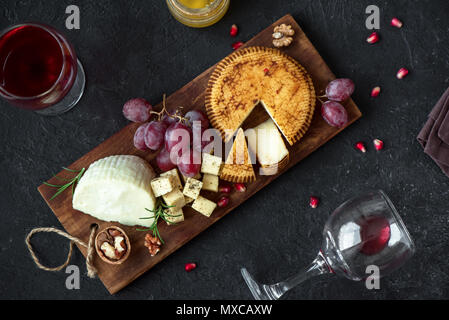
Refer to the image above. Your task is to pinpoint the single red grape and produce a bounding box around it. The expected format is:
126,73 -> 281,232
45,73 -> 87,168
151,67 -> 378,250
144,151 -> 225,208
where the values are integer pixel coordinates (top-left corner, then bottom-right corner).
156,147 -> 177,172
133,123 -> 149,150
123,98 -> 152,122
321,101 -> 349,128
177,149 -> 201,178
144,121 -> 167,151
185,110 -> 209,129
165,122 -> 192,152
161,113 -> 177,126
325,79 -> 355,102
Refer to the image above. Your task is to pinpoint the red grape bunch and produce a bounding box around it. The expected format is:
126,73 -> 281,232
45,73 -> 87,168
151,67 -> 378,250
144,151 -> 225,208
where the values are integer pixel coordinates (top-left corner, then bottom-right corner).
122,95 -> 210,177
319,79 -> 355,128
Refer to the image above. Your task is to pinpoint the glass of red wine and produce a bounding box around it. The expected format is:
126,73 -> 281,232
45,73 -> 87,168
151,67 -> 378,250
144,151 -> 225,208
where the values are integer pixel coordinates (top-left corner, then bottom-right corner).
241,190 -> 415,300
0,23 -> 85,115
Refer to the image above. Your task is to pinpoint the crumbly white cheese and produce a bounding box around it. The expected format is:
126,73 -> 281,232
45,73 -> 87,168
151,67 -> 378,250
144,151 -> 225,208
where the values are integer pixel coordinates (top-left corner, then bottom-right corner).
72,155 -> 157,228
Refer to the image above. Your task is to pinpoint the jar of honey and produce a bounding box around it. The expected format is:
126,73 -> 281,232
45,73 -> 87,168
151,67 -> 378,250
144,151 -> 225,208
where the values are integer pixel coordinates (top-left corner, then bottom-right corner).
166,0 -> 230,28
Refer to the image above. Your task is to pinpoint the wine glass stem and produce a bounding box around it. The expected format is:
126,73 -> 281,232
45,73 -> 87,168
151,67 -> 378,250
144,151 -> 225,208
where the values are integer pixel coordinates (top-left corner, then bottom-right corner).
266,252 -> 330,299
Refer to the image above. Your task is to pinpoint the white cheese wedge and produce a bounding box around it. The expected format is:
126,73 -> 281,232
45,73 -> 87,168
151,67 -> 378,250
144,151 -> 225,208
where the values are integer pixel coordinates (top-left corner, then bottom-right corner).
72,155 -> 157,228
248,118 -> 289,166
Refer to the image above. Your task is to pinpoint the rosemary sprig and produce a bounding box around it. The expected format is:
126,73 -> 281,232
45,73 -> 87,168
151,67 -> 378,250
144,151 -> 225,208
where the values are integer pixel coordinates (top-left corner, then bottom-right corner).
138,199 -> 182,244
43,167 -> 85,200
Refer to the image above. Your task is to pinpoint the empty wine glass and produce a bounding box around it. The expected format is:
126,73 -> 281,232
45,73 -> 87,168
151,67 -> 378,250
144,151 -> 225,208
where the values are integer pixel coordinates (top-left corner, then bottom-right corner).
241,190 -> 415,300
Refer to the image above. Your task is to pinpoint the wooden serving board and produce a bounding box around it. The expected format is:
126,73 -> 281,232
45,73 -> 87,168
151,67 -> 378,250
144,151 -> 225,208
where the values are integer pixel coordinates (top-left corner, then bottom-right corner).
38,14 -> 362,294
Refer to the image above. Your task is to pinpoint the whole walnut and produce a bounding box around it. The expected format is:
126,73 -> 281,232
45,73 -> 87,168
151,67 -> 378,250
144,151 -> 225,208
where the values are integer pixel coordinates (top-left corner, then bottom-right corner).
272,24 -> 295,48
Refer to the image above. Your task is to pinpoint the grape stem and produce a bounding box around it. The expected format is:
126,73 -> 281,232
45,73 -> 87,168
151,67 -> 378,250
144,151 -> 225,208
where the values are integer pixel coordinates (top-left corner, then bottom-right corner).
150,94 -> 188,124
316,96 -> 327,104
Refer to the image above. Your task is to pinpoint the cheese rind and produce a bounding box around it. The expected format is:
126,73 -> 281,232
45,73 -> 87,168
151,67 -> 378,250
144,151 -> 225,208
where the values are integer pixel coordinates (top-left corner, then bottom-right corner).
72,155 -> 157,228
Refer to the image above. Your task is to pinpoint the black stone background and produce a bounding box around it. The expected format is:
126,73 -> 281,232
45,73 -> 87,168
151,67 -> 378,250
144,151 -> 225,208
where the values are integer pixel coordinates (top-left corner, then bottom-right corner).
1,0 -> 449,300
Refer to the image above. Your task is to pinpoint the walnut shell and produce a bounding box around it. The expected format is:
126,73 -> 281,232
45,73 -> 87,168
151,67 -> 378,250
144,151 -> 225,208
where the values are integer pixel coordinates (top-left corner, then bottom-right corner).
272,24 -> 295,48
273,37 -> 293,48
95,226 -> 131,265
273,24 -> 295,36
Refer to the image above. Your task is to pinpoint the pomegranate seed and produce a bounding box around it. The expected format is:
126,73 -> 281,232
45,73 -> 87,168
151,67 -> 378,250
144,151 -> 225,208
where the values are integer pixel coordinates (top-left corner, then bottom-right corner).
234,183 -> 246,192
232,41 -> 244,50
391,18 -> 403,28
230,24 -> 238,37
217,196 -> 229,208
185,263 -> 197,272
373,139 -> 384,151
309,196 -> 319,209
371,86 -> 381,97
219,185 -> 231,194
396,68 -> 409,79
356,142 -> 367,153
264,68 -> 269,74
366,32 -> 379,44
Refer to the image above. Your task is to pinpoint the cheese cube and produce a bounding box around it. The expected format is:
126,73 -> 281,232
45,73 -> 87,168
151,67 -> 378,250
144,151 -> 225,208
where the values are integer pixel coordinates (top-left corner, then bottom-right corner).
181,172 -> 201,184
151,176 -> 175,198
160,168 -> 182,190
192,196 -> 217,217
202,174 -> 219,192
184,195 -> 194,204
165,208 -> 184,225
162,188 -> 186,210
201,153 -> 222,176
183,177 -> 203,200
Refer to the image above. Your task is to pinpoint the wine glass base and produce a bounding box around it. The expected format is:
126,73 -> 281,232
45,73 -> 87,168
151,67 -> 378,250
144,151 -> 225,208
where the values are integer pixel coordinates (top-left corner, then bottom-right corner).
241,268 -> 283,300
35,59 -> 85,116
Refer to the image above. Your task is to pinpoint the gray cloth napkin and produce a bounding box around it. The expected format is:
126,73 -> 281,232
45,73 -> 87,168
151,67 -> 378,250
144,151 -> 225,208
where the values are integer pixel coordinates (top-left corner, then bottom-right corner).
417,88 -> 449,177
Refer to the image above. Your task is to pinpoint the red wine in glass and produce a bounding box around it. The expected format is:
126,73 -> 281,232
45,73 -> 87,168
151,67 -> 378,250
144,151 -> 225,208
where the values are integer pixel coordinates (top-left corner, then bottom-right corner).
241,190 -> 415,300
0,23 -> 85,115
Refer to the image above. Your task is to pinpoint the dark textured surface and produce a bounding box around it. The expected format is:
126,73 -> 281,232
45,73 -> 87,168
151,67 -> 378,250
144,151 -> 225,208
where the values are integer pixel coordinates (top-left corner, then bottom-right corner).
1,0 -> 449,300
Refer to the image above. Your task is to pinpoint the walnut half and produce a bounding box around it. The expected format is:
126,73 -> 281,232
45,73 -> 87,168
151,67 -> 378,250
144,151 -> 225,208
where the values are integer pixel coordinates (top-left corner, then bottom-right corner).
272,24 -> 295,48
95,226 -> 131,265
144,233 -> 162,257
